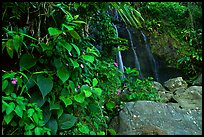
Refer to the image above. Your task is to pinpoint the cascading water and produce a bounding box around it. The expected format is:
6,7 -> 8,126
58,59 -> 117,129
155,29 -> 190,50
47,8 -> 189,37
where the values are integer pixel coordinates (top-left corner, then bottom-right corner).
126,28 -> 143,78
113,24 -> 125,79
140,31 -> 159,81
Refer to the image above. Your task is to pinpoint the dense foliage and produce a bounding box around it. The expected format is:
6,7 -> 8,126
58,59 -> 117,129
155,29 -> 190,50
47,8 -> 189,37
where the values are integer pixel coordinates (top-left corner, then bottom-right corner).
2,2 -> 201,135
135,2 -> 202,82
2,2 -> 160,135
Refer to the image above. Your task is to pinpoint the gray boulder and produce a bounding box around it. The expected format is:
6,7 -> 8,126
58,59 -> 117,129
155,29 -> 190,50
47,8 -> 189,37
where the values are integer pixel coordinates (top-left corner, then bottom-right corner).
109,101 -> 202,135
152,81 -> 173,103
164,77 -> 188,92
173,86 -> 202,110
192,74 -> 202,86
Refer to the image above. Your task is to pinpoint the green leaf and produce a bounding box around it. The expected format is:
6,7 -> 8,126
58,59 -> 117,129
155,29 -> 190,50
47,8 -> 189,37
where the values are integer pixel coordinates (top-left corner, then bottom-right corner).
6,39 -> 14,58
69,30 -> 81,40
2,101 -> 8,113
92,78 -> 98,87
14,105 -> 23,118
19,32 -> 38,41
40,42 -> 51,52
83,90 -> 92,98
106,101 -> 115,110
59,96 -> 72,107
25,123 -> 35,130
90,131 -> 96,135
48,27 -> 63,36
58,114 -> 77,130
71,43 -> 80,56
72,20 -> 86,24
2,72 -> 16,80
58,40 -> 72,52
53,58 -> 63,69
13,35 -> 22,53
30,91 -> 46,107
33,113 -> 39,124
45,117 -> 58,135
27,108 -> 35,117
2,80 -> 8,91
69,80 -> 75,91
93,88 -> 102,96
74,93 -> 85,103
24,130 -> 33,135
62,24 -> 74,31
57,106 -> 63,119
20,54 -> 37,71
57,66 -> 70,83
50,104 -> 61,111
6,102 -> 15,115
69,58 -> 79,68
4,112 -> 14,124
79,125 -> 89,134
41,103 -> 52,124
36,75 -> 53,98
97,131 -> 105,135
82,55 -> 95,63
108,129 -> 117,135
34,127 -> 41,135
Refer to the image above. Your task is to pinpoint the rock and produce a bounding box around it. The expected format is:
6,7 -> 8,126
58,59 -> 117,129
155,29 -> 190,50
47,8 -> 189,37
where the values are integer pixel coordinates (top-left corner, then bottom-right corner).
164,77 -> 188,92
152,81 -> 166,91
192,74 -> 202,86
158,91 -> 173,103
152,81 -> 175,103
110,101 -> 202,135
173,86 -> 202,110
174,87 -> 186,95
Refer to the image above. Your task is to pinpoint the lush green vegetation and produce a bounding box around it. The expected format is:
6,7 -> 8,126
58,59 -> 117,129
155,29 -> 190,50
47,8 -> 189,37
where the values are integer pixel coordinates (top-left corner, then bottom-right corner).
135,2 -> 202,82
2,2 -> 201,135
2,2 -> 160,135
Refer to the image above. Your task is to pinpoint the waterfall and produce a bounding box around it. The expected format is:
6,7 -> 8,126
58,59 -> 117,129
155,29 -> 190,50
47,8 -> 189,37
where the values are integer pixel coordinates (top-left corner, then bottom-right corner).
126,28 -> 143,78
113,24 -> 125,79
140,31 -> 159,81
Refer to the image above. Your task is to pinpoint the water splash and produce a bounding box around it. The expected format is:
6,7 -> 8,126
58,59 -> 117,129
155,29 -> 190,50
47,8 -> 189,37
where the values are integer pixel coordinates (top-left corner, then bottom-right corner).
141,31 -> 159,81
126,28 -> 143,78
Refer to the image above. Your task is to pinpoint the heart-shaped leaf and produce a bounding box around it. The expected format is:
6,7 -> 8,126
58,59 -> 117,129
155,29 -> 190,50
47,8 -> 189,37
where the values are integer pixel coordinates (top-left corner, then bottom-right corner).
36,75 -> 53,98
58,114 -> 77,130
20,54 -> 37,71
74,93 -> 85,103
4,112 -> 14,124
57,67 -> 70,83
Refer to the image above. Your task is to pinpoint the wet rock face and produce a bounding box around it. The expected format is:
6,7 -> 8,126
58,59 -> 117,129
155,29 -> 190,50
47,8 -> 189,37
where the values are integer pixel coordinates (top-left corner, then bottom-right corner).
110,101 -> 202,135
